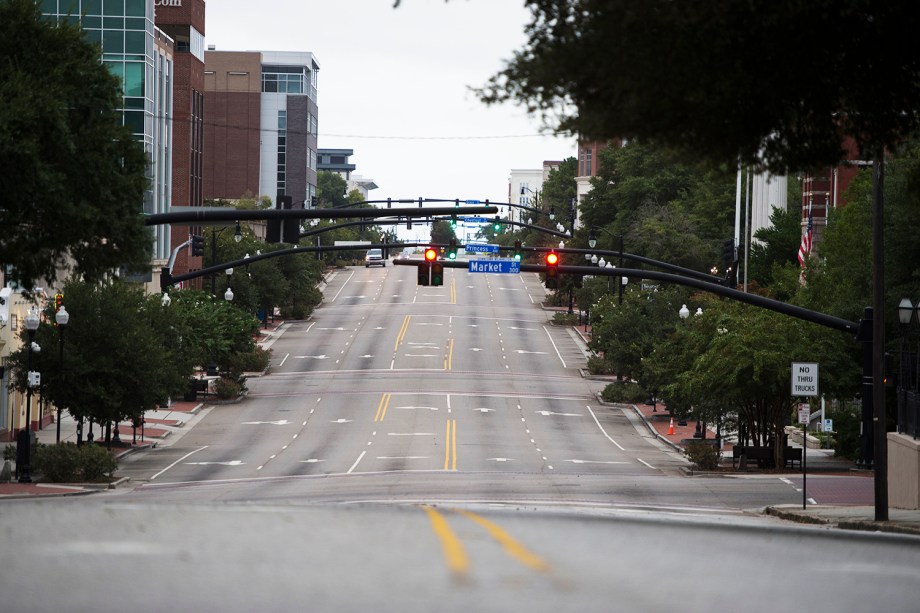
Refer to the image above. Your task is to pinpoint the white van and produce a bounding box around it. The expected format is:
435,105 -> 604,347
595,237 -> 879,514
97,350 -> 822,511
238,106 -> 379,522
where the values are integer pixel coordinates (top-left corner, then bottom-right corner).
365,248 -> 385,267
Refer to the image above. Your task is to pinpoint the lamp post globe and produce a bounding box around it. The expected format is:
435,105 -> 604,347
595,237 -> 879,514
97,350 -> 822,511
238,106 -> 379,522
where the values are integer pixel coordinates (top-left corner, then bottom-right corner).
18,308 -> 41,482
591,254 -> 598,265
898,297 -> 914,325
679,304 -> 690,319
224,288 -> 234,302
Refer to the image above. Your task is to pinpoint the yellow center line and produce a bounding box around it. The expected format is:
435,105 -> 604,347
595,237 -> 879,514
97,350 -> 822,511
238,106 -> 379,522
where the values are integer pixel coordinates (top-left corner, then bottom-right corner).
455,509 -> 551,573
450,276 -> 457,304
443,419 -> 458,471
374,393 -> 391,423
421,505 -> 469,577
393,315 -> 410,352
444,337 -> 454,370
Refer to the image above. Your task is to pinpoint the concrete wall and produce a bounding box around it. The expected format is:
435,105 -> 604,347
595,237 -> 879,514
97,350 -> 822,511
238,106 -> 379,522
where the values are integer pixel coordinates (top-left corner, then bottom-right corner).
888,432 -> 920,510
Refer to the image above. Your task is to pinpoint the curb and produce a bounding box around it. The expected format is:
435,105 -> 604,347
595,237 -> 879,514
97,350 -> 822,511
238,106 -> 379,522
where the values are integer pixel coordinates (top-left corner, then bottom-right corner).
765,506 -> 920,537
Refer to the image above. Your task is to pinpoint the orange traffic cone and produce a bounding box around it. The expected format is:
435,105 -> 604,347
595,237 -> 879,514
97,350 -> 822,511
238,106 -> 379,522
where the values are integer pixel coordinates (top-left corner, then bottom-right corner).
667,418 -> 675,435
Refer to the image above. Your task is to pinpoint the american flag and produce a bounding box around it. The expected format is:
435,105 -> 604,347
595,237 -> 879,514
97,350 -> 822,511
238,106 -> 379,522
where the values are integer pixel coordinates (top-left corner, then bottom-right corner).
797,203 -> 813,268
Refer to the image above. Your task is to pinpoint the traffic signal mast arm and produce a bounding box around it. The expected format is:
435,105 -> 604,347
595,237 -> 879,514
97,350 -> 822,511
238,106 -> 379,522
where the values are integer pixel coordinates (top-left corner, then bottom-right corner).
144,204 -> 498,226
392,258 -> 858,335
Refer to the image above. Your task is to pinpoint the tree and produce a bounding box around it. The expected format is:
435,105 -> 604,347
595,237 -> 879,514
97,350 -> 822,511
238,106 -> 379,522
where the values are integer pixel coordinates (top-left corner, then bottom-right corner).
430,220 -> 456,246
747,206 -> 803,288
316,172 -> 349,208
7,281 -> 190,436
479,1 -> 920,171
0,0 -> 152,290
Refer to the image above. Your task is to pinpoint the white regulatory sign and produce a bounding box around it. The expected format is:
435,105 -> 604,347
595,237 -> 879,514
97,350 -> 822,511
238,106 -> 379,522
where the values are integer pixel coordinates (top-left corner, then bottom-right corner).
791,362 -> 819,397
798,404 -> 810,425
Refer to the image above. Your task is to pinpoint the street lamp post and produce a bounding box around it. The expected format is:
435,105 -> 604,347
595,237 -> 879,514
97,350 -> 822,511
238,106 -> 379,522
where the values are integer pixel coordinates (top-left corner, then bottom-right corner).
55,306 -> 69,444
897,297 -> 919,438
17,308 -> 40,482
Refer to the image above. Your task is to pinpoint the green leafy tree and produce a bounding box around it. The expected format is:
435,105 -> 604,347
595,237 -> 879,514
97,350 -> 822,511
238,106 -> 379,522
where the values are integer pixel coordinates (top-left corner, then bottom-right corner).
316,172 -> 350,208
747,206 -> 803,288
430,219 -> 457,246
479,0 -> 920,171
0,0 -> 152,290
8,281 -> 190,432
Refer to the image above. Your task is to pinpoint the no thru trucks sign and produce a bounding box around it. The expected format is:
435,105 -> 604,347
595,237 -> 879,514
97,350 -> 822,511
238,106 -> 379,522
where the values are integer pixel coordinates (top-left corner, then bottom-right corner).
791,362 -> 819,397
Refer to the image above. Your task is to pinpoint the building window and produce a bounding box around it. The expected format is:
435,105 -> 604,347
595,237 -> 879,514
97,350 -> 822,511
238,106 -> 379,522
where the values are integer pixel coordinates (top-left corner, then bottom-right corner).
586,148 -> 592,176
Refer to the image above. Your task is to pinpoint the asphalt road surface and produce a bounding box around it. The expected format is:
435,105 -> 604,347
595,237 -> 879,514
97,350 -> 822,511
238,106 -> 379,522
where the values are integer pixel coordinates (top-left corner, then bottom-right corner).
4,263 -> 918,611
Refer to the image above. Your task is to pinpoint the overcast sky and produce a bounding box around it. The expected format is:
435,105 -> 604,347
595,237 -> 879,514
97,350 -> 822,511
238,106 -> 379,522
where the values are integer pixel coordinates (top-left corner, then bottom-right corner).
205,0 -> 575,218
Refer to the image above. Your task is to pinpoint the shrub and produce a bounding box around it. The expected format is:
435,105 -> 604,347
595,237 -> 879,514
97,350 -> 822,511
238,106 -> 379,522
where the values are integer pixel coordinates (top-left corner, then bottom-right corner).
33,443 -> 81,482
213,376 -> 242,399
587,355 -> 616,375
601,381 -> 647,403
3,444 -> 16,462
232,347 -> 271,373
551,312 -> 578,326
80,444 -> 118,481
685,441 -> 722,471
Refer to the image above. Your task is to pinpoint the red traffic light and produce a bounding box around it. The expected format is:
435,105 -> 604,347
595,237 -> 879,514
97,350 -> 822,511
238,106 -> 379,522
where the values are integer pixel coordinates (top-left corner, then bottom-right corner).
545,252 -> 559,266
424,247 -> 438,261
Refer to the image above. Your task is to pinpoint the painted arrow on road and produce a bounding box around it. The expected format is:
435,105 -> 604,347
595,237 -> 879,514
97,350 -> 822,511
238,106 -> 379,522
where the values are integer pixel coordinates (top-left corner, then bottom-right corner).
185,460 -> 245,466
295,355 -> 328,359
536,411 -> 582,417
515,350 -> 547,354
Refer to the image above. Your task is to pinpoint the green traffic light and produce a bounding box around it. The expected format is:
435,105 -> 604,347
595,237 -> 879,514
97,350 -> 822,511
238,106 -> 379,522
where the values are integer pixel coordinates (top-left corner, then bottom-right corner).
514,253 -> 521,261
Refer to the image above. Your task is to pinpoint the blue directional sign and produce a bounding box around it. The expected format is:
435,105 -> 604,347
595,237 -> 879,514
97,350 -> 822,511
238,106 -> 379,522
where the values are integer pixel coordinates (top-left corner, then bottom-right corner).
464,199 -> 481,204
460,216 -> 489,224
465,243 -> 499,254
468,259 -> 521,274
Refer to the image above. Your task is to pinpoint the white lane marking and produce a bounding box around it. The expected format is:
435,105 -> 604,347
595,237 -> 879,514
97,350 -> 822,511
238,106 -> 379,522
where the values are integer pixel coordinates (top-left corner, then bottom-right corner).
329,270 -> 356,302
300,459 -> 324,463
279,353 -> 290,367
536,410 -> 582,417
317,327 -> 348,331
489,458 -> 514,462
405,353 -> 438,357
515,350 -> 548,355
150,446 -> 208,481
394,405 -> 439,411
242,420 -> 291,425
509,326 -> 536,330
185,460 -> 244,466
473,408 -> 494,413
376,456 -> 430,460
387,432 -> 437,436
808,498 -> 817,505
543,326 -> 567,367
331,419 -> 352,424
294,354 -> 328,359
347,450 -> 367,474
587,405 -> 625,450
567,459 -> 628,465
637,458 -> 656,470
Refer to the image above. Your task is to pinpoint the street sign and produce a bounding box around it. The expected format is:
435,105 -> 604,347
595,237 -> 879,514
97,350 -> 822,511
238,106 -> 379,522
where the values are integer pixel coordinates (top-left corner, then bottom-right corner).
798,403 -> 811,425
465,243 -> 499,254
464,199 -> 481,204
791,362 -> 819,397
468,259 -> 521,274
460,216 -> 489,224
823,418 -> 833,433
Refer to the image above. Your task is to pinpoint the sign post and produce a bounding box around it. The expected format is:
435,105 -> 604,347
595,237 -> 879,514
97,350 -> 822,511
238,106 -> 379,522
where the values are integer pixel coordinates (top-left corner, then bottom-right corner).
792,363 -> 819,510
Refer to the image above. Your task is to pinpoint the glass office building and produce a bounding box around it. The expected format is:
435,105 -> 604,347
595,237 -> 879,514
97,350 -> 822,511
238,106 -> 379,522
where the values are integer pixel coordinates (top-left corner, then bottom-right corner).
41,0 -> 172,262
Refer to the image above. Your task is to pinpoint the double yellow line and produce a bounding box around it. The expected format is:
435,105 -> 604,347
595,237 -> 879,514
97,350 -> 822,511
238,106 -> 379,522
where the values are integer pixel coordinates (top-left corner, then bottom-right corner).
394,315 -> 411,352
421,505 -> 551,579
450,276 -> 456,304
374,393 -> 391,423
443,338 -> 454,371
443,419 -> 457,470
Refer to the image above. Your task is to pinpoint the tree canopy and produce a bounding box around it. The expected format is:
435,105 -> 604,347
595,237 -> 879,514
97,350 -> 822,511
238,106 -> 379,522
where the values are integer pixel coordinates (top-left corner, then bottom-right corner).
479,1 -> 920,172
0,0 -> 152,290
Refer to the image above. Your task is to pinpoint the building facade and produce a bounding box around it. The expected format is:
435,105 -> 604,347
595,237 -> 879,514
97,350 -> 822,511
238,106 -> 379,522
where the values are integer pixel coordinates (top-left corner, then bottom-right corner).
154,0 -> 206,280
204,49 -> 320,209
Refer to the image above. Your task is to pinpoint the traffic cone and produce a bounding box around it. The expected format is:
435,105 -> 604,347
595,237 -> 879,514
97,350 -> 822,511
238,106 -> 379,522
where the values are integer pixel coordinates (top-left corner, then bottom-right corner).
667,418 -> 675,435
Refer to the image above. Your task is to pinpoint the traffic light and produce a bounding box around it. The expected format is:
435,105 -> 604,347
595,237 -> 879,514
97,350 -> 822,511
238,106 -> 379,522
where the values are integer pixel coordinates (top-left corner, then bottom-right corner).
431,260 -> 444,286
493,215 -> 502,232
513,240 -> 522,261
447,238 -> 458,260
545,251 -> 559,289
417,260 -> 430,286
191,234 -> 205,256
